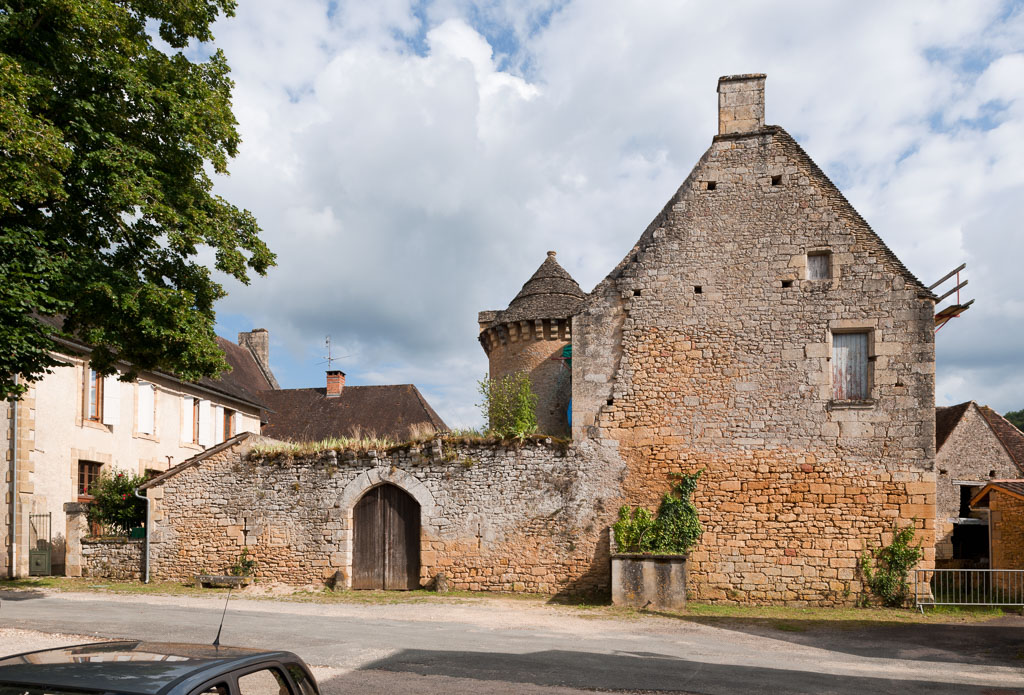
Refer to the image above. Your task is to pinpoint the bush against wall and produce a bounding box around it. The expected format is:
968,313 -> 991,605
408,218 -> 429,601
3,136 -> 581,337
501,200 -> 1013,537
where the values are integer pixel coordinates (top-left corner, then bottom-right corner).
613,470 -> 703,554
859,520 -> 924,607
477,371 -> 538,438
85,469 -> 147,536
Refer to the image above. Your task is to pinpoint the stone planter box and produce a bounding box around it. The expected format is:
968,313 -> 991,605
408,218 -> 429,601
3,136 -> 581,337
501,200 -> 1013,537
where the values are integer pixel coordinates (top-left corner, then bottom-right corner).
195,574 -> 252,589
611,553 -> 688,610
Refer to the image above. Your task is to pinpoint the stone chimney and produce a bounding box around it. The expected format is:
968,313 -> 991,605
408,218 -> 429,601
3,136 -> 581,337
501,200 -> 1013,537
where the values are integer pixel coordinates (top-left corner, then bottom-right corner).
237,328 -> 280,389
326,370 -> 346,397
717,73 -> 766,135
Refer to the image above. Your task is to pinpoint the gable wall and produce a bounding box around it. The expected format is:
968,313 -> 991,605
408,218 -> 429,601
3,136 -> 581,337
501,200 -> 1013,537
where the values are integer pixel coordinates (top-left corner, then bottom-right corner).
573,129 -> 936,604
935,406 -> 1020,561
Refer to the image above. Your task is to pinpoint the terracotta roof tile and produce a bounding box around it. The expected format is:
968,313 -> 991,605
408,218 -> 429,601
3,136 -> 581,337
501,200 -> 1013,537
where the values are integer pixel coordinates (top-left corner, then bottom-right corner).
971,479 -> 1024,507
260,385 -> 448,442
977,406 -> 1024,474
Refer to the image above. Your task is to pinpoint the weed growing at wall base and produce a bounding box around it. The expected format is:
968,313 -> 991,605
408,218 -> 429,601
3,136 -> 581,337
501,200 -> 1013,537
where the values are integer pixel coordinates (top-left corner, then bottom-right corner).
860,520 -> 924,607
613,470 -> 704,554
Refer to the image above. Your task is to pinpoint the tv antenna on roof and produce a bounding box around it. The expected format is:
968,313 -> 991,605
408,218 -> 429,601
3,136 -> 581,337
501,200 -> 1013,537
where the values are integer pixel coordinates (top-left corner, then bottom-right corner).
319,336 -> 350,370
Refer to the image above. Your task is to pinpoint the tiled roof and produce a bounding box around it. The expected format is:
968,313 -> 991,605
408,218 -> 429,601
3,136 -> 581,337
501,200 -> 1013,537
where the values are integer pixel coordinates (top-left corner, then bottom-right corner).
935,401 -> 973,452
977,406 -> 1024,474
971,480 -> 1024,507
260,385 -> 448,443
488,252 -> 585,325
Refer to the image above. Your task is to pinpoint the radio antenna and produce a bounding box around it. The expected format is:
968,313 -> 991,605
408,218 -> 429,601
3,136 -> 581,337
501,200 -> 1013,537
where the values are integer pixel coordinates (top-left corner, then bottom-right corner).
319,336 -> 349,369
212,588 -> 232,647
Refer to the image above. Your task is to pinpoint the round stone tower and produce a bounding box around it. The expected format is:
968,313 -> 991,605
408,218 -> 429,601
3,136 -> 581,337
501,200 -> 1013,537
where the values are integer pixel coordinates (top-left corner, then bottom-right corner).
478,251 -> 585,436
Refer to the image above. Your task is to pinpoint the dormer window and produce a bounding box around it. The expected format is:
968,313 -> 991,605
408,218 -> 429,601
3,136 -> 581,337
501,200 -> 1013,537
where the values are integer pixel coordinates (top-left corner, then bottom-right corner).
807,251 -> 832,280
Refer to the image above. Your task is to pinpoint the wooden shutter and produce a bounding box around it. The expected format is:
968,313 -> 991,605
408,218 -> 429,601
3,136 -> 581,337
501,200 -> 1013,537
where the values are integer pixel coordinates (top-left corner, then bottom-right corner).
198,399 -> 214,447
808,252 -> 831,280
214,405 -> 224,443
102,374 -> 121,425
832,332 -> 869,400
181,396 -> 194,442
232,411 -> 242,435
138,383 -> 155,434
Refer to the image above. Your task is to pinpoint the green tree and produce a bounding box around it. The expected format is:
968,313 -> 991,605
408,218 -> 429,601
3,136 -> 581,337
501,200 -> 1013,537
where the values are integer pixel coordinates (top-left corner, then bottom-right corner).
477,372 -> 538,438
85,469 -> 147,536
0,0 -> 274,399
1004,409 -> 1024,433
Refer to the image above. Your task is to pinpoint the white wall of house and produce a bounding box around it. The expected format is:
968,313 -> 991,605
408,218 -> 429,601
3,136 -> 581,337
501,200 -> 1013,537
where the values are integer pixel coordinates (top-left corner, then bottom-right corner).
4,351 -> 261,577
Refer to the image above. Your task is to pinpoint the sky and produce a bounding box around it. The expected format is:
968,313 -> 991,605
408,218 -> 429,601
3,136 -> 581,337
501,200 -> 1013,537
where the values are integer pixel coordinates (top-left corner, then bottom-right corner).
199,0 -> 1024,428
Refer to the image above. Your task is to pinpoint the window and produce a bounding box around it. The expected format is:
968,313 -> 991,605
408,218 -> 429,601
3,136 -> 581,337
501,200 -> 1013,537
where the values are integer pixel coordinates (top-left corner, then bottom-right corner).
237,668 -> 292,695
832,332 -> 870,401
807,251 -> 831,280
87,369 -> 103,421
137,382 -> 155,435
78,461 -> 102,499
286,665 -> 318,695
224,408 -> 235,439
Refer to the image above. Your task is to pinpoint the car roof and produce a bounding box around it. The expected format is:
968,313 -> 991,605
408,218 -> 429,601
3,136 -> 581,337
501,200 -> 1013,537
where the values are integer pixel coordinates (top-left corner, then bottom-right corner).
0,641 -> 302,695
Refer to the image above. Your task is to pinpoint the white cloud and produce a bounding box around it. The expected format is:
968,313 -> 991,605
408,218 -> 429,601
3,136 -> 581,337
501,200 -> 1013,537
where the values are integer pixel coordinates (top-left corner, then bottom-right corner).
206,0 -> 1024,425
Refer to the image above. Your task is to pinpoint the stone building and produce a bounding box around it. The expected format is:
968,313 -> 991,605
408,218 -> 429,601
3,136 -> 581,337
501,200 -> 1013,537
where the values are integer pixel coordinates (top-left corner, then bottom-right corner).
1,326 -> 273,577
935,402 -> 1024,567
569,73 -> 937,603
970,481 -> 1024,570
479,251 -> 584,436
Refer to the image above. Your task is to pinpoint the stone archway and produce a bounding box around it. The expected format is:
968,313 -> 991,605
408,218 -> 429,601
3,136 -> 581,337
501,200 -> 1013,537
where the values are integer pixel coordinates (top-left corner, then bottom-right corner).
352,483 -> 420,590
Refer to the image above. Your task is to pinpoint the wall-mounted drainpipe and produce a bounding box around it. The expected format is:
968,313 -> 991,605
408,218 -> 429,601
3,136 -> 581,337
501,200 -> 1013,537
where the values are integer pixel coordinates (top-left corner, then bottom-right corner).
9,375 -> 17,579
133,487 -> 150,583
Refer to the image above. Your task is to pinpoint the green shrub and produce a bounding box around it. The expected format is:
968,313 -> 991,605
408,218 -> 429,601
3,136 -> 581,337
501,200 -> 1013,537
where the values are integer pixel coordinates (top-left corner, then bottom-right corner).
477,372 -> 538,438
85,469 -> 147,536
613,470 -> 704,555
859,520 -> 924,607
229,546 -> 257,577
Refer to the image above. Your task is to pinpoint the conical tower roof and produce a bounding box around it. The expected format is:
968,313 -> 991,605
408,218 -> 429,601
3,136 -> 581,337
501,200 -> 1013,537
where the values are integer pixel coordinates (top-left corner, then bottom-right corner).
492,251 -> 585,325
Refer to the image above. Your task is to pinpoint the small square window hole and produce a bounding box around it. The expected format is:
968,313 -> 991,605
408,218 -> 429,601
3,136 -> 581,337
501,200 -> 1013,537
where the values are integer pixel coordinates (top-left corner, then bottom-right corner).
606,398 -> 615,406
782,279 -> 794,288
771,175 -> 782,186
633,289 -> 641,297
705,181 -> 716,191
694,285 -> 703,294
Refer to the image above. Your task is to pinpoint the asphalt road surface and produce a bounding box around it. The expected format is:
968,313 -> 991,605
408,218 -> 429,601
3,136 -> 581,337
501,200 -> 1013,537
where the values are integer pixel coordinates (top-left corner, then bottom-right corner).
1,590 -> 1022,695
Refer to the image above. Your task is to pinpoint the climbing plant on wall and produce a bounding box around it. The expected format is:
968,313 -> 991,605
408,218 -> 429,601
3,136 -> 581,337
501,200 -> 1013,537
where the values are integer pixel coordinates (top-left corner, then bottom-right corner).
613,470 -> 704,555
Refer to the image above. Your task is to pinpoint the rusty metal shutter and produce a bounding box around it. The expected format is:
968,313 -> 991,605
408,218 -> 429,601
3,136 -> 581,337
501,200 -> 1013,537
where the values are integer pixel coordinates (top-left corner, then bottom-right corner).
832,332 -> 869,400
352,484 -> 420,590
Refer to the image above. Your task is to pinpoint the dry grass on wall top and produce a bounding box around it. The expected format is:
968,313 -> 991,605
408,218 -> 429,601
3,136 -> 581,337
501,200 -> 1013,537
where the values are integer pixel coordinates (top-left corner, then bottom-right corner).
247,431 -> 572,461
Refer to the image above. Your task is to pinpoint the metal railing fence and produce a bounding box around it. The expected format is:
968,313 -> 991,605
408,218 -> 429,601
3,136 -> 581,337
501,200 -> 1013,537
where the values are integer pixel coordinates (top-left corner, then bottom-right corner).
915,569 -> 1024,609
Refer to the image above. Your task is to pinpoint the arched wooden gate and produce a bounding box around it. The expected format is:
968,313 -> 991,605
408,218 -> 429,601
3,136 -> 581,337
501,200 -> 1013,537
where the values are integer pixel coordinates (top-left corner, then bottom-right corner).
352,483 -> 420,590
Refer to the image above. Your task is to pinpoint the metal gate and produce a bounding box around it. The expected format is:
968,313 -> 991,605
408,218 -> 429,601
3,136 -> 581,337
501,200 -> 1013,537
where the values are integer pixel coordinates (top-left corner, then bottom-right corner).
915,568 -> 1024,610
28,513 -> 52,576
352,484 -> 420,590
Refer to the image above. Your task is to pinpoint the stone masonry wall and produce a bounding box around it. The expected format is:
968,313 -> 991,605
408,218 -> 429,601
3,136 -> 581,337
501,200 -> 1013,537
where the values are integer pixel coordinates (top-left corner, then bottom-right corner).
572,124 -> 936,605
990,490 -> 1024,570
935,405 -> 1019,562
146,436 -> 624,595
81,538 -> 144,581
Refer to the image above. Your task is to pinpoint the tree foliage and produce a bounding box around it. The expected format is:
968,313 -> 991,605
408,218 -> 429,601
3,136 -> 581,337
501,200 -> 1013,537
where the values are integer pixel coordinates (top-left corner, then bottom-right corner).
477,372 -> 538,438
85,469 -> 147,536
1005,409 -> 1024,433
613,470 -> 704,555
0,0 -> 274,399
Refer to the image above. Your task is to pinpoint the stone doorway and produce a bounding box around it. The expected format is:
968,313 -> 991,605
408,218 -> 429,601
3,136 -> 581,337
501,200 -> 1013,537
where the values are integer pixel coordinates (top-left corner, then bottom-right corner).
351,484 -> 420,590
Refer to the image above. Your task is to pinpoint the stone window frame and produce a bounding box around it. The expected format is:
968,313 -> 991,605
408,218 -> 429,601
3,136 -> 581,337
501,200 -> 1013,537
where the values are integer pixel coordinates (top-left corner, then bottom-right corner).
824,321 -> 877,409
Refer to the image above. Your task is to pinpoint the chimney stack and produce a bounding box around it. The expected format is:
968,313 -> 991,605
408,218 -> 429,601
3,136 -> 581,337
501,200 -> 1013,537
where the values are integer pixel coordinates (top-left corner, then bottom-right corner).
326,370 -> 346,397
238,328 -> 280,389
717,73 -> 766,136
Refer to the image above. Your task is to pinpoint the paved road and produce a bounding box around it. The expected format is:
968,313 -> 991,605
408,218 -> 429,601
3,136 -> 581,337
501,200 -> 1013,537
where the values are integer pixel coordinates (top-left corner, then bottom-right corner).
1,590 -> 1023,694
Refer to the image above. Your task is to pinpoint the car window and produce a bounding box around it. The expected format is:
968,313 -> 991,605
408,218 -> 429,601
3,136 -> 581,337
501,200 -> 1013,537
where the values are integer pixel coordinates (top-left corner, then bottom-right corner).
286,665 -> 317,695
193,683 -> 230,695
237,668 -> 292,695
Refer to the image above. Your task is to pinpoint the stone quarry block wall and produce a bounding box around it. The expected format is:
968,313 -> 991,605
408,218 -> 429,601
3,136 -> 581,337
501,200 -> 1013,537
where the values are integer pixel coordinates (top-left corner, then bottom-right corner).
572,125 -> 937,605
990,490 -> 1024,571
935,406 -> 1019,562
146,436 -> 624,595
81,538 -> 144,581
